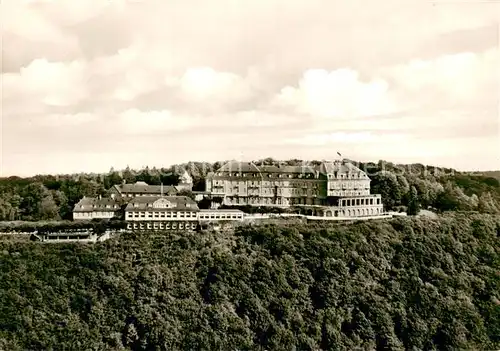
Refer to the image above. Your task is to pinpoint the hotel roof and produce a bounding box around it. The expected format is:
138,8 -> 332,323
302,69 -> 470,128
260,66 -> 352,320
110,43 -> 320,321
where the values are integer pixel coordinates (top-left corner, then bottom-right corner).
112,182 -> 178,195
124,196 -> 199,211
73,197 -> 120,212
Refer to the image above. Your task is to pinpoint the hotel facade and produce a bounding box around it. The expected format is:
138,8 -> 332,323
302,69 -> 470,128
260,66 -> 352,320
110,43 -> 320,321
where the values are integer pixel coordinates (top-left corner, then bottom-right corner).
205,160 -> 383,217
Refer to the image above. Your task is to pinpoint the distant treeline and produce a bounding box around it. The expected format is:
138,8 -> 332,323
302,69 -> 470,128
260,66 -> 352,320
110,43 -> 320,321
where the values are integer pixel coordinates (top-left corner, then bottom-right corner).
0,213 -> 498,350
1,159 -> 499,221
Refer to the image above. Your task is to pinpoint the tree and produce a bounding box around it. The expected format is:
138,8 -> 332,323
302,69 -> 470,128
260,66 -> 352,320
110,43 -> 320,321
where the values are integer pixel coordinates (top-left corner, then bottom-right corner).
477,192 -> 499,214
435,182 -> 475,212
370,171 -> 403,210
407,186 -> 420,215
122,166 -> 135,183
104,171 -> 123,189
178,189 -> 195,200
40,193 -> 59,220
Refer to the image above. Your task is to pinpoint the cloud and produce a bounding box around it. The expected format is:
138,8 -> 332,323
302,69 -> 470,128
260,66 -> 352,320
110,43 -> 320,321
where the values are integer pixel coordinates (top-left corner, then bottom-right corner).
383,48 -> 500,107
2,59 -> 88,108
274,68 -> 397,120
179,67 -> 251,102
118,109 -> 197,134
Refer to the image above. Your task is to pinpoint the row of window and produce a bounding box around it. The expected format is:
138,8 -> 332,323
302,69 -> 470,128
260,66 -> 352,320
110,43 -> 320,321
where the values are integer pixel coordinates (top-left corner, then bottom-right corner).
340,197 -> 381,206
81,205 -> 118,209
199,213 -> 243,220
213,180 -> 320,188
328,190 -> 370,196
327,173 -> 367,179
224,197 -> 317,206
75,212 -> 114,218
328,182 -> 370,190
127,222 -> 198,230
44,235 -> 92,241
126,211 -> 197,219
216,173 -> 317,179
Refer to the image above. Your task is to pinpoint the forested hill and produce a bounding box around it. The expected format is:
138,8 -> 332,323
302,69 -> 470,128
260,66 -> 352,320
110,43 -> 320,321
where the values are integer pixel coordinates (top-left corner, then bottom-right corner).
1,213 -> 499,350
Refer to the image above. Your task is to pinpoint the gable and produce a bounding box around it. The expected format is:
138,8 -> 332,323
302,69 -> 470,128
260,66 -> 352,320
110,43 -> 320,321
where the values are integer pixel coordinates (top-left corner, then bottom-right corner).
152,198 -> 174,209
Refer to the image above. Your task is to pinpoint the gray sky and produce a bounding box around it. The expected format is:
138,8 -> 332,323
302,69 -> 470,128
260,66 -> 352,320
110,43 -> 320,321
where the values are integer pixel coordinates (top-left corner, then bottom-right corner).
1,0 -> 499,176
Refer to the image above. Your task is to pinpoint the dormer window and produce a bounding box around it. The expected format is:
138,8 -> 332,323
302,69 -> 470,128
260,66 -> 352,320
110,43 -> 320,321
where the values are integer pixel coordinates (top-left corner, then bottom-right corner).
152,198 -> 173,209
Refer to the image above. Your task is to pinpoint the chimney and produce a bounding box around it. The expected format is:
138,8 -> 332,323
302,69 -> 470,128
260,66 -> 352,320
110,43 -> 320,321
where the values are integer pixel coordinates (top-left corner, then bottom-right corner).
161,183 -> 164,197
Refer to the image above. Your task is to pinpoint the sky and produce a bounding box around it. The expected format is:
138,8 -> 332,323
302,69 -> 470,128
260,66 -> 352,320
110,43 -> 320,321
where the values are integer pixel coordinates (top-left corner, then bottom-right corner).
1,0 -> 499,176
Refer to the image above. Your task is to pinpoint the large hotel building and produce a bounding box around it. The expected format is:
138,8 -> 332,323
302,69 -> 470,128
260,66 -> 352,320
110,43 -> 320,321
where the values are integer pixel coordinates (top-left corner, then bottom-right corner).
205,160 -> 383,217
73,160 -> 385,226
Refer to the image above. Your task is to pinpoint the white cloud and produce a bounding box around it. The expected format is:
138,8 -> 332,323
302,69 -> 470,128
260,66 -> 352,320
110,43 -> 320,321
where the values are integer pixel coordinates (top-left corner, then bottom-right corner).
179,67 -> 255,106
118,109 -> 197,134
383,48 -> 499,106
274,68 -> 397,120
3,1 -> 74,43
2,59 -> 88,107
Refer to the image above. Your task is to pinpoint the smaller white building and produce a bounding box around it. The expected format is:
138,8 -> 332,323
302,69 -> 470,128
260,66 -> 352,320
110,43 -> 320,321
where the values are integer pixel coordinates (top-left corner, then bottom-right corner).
176,169 -> 194,191
198,209 -> 244,222
73,196 -> 120,220
124,196 -> 199,230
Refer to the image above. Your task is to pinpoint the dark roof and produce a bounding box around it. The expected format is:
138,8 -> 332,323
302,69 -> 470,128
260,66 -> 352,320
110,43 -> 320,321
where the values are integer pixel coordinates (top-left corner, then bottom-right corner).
259,165 -> 317,174
217,161 -> 261,173
319,161 -> 368,177
210,160 -> 370,179
113,182 -> 178,195
125,196 -> 199,211
215,162 -> 318,175
73,197 -> 120,212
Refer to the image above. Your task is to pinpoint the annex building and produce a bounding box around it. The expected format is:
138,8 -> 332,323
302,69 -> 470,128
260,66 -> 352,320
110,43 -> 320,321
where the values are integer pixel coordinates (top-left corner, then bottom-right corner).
205,159 -> 384,218
73,196 -> 121,220
124,196 -> 244,230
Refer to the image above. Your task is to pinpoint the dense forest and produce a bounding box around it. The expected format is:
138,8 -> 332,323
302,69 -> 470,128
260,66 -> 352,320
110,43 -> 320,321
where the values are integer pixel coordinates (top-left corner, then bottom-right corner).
1,159 -> 499,221
0,213 -> 498,350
